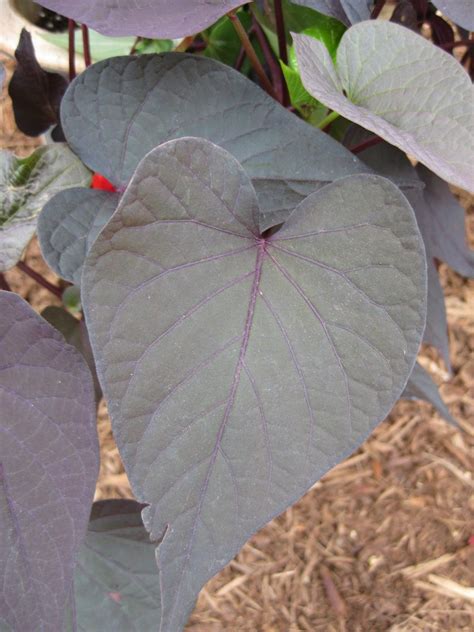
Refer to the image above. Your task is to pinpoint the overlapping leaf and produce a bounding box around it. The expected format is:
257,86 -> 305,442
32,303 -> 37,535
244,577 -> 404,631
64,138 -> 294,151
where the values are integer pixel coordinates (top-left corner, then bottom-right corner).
294,21 -> 474,192
291,0 -> 371,25
38,0 -> 245,39
0,144 -> 91,271
82,137 -> 426,631
74,499 -> 161,630
38,188 -> 119,284
60,53 -> 370,231
0,291 -> 99,632
402,362 -> 456,426
41,305 -> 102,401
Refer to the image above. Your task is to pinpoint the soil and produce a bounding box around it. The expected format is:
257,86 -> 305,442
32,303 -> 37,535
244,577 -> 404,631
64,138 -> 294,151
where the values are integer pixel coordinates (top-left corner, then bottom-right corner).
2,55 -> 473,631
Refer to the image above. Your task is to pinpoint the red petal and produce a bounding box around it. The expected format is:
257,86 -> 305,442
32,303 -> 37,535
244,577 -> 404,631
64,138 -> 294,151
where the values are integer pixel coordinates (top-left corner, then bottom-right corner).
91,173 -> 117,192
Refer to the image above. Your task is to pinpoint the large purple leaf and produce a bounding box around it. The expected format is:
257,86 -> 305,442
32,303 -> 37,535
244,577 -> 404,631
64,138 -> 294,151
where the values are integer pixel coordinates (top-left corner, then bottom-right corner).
294,21 -> 474,193
60,53 -> 370,230
82,137 -> 426,631
0,291 -> 99,632
38,1 -> 246,39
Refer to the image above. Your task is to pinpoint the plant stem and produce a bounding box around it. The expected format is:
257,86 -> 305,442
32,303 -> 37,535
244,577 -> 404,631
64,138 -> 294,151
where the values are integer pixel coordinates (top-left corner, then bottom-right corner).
0,273 -> 11,292
68,19 -> 76,80
349,135 -> 382,154
130,36 -> 142,54
235,44 -> 246,70
16,262 -> 63,299
251,17 -> 287,105
81,24 -> 92,66
227,10 -> 275,97
317,110 -> 340,130
439,39 -> 474,50
175,36 -> 195,52
274,0 -> 288,65
371,0 -> 387,19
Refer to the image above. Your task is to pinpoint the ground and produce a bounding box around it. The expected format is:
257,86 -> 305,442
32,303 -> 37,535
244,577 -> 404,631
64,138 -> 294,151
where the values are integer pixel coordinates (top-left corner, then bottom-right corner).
1,54 -> 473,631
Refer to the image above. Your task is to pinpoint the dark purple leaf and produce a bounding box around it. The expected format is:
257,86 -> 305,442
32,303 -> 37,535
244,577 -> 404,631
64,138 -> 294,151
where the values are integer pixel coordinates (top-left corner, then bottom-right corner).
8,29 -> 68,138
82,137 -> 426,631
0,291 -> 99,632
38,0 -> 245,39
430,14 -> 455,47
390,0 -> 419,31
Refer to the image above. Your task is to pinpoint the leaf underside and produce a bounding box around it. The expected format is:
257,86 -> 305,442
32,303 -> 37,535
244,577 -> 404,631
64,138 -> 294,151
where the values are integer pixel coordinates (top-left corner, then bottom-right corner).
294,21 -> 474,193
82,137 -> 426,631
0,144 -> 91,271
291,0 -> 371,25
433,0 -> 474,31
0,292 -> 98,632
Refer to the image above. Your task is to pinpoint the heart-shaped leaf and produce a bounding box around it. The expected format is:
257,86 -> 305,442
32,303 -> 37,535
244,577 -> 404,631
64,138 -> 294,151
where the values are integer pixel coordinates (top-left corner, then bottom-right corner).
9,29 -> 68,139
293,21 -> 474,193
0,144 -> 91,271
433,1 -> 474,31
82,137 -> 426,631
402,362 -> 456,426
38,188 -> 119,284
38,0 -> 245,39
74,499 -> 161,630
60,53 -> 370,230
0,291 -> 99,632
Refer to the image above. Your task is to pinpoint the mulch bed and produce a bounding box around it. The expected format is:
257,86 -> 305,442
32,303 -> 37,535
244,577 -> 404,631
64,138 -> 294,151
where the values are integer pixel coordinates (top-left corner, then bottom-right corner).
2,53 -> 473,631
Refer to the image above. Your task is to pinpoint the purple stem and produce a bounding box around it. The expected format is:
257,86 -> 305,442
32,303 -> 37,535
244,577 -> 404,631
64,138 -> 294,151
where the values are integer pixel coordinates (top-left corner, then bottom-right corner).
251,18 -> 287,105
68,19 -> 76,81
81,24 -> 92,66
371,0 -> 387,19
16,262 -> 63,299
349,135 -> 383,154
0,273 -> 11,292
274,0 -> 288,65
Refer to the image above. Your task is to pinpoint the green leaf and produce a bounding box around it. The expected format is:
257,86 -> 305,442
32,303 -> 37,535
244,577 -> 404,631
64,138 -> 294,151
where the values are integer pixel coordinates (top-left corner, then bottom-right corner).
294,21 -> 474,193
82,137 -> 426,631
202,13 -> 252,66
0,144 -> 91,271
281,62 -> 328,125
74,499 -> 161,630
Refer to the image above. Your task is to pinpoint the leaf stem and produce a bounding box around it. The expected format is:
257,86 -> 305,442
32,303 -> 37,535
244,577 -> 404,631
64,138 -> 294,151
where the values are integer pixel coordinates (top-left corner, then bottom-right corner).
0,273 -> 11,292
130,36 -> 142,54
274,0 -> 288,65
317,110 -> 340,130
68,19 -> 76,81
439,39 -> 474,50
349,135 -> 382,154
371,0 -> 387,19
81,24 -> 92,66
16,262 -> 63,299
227,10 -> 276,97
251,17 -> 287,105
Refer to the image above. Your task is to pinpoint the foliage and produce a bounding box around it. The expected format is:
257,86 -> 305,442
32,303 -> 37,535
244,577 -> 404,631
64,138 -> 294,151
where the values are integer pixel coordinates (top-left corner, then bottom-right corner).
0,2 -> 472,630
